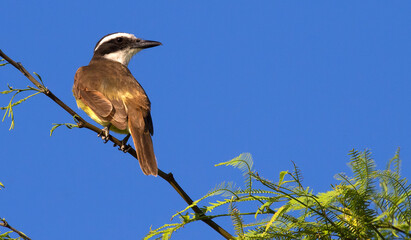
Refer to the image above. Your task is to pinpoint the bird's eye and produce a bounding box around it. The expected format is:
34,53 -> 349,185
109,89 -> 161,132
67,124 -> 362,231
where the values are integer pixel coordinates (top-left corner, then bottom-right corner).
116,37 -> 123,43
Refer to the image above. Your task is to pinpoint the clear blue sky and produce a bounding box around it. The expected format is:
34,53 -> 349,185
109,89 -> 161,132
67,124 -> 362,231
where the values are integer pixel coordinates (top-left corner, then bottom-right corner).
1,1 -> 411,239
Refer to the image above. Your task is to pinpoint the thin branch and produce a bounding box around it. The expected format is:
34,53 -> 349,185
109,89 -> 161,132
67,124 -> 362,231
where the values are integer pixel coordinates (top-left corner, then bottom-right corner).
377,224 -> 411,238
253,174 -> 340,231
202,211 -> 272,220
0,218 -> 31,240
0,49 -> 234,240
370,224 -> 385,240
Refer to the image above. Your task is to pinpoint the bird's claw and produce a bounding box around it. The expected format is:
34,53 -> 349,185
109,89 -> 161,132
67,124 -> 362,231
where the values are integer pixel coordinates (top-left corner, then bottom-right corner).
98,127 -> 110,143
113,134 -> 131,153
119,144 -> 132,153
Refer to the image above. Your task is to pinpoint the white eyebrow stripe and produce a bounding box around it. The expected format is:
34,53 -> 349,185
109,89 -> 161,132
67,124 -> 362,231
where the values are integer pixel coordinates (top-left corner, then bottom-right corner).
94,33 -> 136,51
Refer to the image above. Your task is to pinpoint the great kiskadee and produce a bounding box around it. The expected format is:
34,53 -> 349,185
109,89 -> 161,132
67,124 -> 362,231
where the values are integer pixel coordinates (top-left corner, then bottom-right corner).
73,32 -> 161,176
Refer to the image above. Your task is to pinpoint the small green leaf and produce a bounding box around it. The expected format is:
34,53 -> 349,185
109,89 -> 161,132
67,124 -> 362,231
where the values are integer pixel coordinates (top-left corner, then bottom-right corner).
33,72 -> 44,86
50,123 -> 78,136
178,212 -> 191,223
255,199 -> 275,218
0,231 -> 12,237
0,89 -> 14,94
50,124 -> 60,136
0,59 -> 8,67
278,170 -> 288,186
264,204 -> 289,233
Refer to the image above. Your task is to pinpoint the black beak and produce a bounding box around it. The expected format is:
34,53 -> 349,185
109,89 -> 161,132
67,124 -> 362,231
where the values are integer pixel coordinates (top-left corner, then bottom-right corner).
134,39 -> 162,49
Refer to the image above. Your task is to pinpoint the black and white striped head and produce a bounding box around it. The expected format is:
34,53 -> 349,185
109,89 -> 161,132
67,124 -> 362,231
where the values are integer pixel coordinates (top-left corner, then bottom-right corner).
93,32 -> 161,66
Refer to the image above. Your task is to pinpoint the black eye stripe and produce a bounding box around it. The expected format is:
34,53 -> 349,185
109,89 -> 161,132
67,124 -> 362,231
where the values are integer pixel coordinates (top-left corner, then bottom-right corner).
94,38 -> 131,55
106,37 -> 130,46
94,35 -> 137,56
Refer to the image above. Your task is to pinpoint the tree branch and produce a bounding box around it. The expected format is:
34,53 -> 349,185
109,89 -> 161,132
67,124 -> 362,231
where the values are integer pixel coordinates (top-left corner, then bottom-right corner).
0,218 -> 31,240
0,49 -> 234,240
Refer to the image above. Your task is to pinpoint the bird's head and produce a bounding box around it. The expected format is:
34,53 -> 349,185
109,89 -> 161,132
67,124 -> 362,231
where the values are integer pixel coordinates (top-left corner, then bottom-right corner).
92,32 -> 161,66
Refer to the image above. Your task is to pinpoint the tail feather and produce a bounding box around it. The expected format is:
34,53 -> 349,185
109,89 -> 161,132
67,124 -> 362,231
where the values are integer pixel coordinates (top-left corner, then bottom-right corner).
128,109 -> 158,176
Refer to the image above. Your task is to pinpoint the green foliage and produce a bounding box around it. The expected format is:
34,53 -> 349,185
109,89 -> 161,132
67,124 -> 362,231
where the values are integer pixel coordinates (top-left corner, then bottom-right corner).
50,123 -> 79,136
0,68 -> 45,130
146,150 -> 411,239
0,230 -> 21,240
1,84 -> 42,130
0,59 -> 9,67
0,229 -> 22,240
0,69 -> 78,135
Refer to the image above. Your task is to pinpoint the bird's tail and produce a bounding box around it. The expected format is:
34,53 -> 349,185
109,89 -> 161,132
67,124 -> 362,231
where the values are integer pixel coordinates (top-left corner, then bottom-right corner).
128,108 -> 158,176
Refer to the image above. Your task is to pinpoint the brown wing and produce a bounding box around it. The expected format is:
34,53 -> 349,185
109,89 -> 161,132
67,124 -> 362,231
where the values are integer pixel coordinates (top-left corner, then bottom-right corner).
110,98 -> 128,130
120,67 -> 154,135
78,89 -> 112,118
117,66 -> 154,136
73,65 -> 128,130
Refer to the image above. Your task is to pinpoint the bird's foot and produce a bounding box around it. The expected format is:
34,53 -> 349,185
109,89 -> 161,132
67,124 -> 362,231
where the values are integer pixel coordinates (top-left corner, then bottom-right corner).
97,126 -> 110,143
120,144 -> 132,153
113,134 -> 131,153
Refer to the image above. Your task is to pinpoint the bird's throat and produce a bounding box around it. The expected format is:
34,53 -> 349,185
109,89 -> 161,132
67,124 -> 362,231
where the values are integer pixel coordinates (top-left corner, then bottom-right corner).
103,48 -> 141,66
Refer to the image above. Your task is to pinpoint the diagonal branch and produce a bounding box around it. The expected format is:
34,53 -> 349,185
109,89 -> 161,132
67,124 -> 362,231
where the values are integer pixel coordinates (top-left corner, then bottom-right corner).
0,218 -> 31,240
0,49 -> 234,240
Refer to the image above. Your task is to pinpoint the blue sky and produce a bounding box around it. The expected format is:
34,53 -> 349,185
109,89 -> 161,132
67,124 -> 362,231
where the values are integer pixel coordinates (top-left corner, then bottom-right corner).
1,1 -> 411,239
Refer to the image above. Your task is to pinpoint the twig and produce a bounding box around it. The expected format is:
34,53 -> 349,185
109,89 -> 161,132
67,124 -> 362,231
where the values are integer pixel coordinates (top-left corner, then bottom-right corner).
370,224 -> 385,240
0,218 -> 31,240
0,50 -> 234,240
377,224 -> 411,238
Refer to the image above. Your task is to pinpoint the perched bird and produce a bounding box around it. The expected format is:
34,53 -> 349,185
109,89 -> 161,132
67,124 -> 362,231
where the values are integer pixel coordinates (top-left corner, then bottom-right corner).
73,32 -> 161,176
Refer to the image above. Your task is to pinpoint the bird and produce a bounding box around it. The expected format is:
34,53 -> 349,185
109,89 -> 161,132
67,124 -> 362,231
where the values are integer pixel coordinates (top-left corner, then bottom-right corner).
73,32 -> 161,176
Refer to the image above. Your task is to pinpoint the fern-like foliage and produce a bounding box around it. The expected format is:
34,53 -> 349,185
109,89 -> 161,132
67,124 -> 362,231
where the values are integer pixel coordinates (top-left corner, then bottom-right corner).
0,59 -> 47,132
0,64 -> 45,130
230,200 -> 245,238
1,85 -> 42,130
0,71 -> 78,135
146,150 -> 411,239
0,231 -> 21,240
216,153 -> 254,192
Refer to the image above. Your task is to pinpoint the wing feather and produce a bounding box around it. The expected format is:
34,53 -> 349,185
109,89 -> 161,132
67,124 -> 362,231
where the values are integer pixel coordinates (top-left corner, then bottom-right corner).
79,89 -> 113,118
